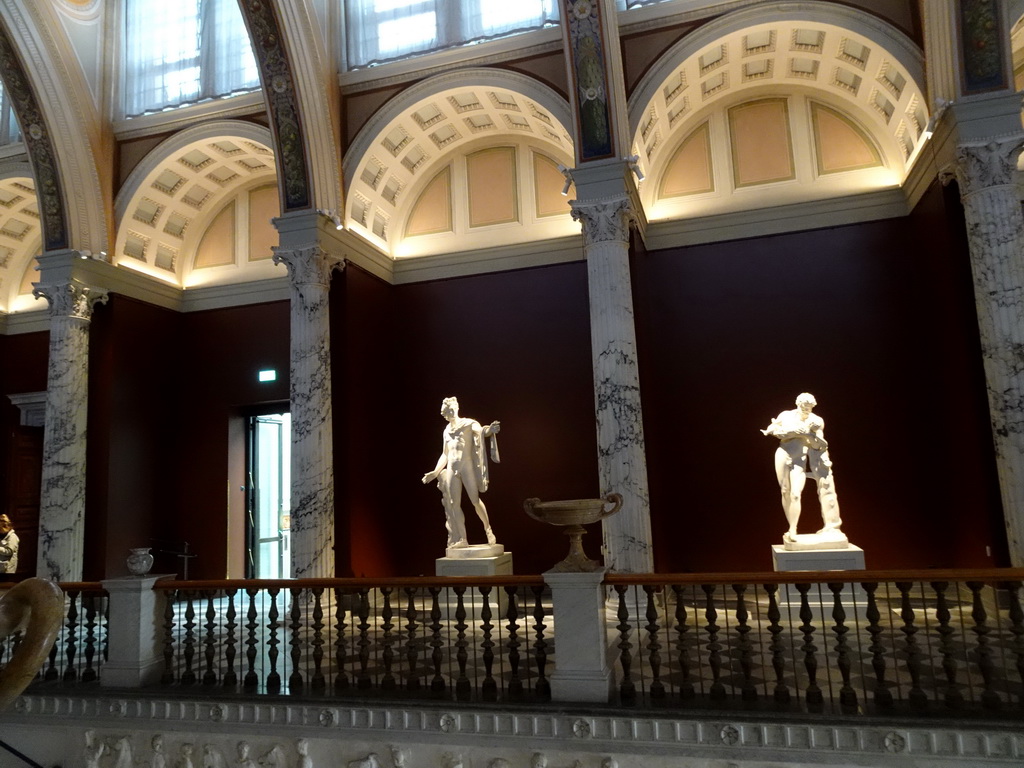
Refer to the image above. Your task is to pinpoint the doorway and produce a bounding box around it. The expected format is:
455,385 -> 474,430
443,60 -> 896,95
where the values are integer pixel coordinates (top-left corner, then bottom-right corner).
246,413 -> 291,579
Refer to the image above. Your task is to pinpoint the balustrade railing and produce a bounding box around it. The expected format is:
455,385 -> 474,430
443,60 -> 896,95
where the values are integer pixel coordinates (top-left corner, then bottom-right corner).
0,582 -> 108,685
604,570 -> 1024,715
153,577 -> 552,702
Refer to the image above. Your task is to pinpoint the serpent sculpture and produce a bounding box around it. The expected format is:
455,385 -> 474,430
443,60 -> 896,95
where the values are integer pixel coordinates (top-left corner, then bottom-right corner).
0,578 -> 64,710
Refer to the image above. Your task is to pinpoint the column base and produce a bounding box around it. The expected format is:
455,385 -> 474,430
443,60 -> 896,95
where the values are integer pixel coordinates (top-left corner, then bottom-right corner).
550,668 -> 614,703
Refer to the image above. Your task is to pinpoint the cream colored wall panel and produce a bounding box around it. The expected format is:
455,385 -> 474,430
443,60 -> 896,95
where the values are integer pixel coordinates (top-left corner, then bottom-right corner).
406,167 -> 452,236
248,185 -> 280,261
811,102 -> 882,174
467,147 -> 518,228
660,121 -> 714,198
533,153 -> 572,218
194,202 -> 236,269
729,99 -> 794,187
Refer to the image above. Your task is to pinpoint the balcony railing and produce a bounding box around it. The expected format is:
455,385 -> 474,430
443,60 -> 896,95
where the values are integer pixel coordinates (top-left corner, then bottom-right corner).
605,570 -> 1024,714
152,577 -> 551,702
7,568 -> 1024,718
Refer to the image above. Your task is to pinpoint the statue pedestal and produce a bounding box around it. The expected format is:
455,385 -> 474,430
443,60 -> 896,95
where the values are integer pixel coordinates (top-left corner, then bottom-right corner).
772,544 -> 866,607
772,544 -> 864,572
435,551 -> 513,617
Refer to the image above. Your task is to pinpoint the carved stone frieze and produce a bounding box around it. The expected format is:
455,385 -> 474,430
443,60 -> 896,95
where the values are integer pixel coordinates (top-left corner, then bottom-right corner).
569,196 -> 636,247
0,18 -> 68,249
32,281 -> 108,321
238,0 -> 311,211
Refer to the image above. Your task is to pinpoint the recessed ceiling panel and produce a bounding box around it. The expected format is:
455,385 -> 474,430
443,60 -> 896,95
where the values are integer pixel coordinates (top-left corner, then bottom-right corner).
728,98 -> 794,187
660,121 -> 714,198
467,147 -> 518,228
811,102 -> 882,174
406,167 -> 452,237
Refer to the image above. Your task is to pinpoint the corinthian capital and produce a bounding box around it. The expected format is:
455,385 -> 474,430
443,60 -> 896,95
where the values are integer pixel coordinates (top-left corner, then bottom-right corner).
953,135 -> 1024,196
32,280 -> 108,321
570,195 -> 636,247
272,244 -> 345,285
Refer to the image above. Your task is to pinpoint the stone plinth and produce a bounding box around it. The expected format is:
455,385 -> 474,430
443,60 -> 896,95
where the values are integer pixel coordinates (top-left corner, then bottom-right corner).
544,568 -> 613,703
436,551 -> 512,577
772,544 -> 865,572
100,574 -> 174,687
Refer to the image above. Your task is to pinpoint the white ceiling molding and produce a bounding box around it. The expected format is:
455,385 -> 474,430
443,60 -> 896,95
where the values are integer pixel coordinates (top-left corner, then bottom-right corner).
113,120 -> 277,287
0,0 -> 109,255
627,1 -> 926,178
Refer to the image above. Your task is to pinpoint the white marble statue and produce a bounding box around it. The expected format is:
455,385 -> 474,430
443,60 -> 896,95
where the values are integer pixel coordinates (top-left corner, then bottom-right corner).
296,740 -> 312,768
179,744 -> 196,768
113,737 -> 134,768
762,393 -> 844,547
422,397 -> 501,549
236,742 -> 257,768
151,735 -> 168,768
83,731 -> 107,768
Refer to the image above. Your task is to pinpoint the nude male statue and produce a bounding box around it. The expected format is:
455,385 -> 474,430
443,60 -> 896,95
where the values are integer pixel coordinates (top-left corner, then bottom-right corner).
761,393 -> 842,543
422,397 -> 500,549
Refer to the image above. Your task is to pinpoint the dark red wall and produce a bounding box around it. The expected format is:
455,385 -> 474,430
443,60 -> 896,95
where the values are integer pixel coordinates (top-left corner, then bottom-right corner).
634,180 -> 1004,572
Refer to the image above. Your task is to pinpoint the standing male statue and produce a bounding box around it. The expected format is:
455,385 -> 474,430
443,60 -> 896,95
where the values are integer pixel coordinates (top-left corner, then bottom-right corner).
422,397 -> 500,549
0,515 -> 18,574
761,393 -> 844,545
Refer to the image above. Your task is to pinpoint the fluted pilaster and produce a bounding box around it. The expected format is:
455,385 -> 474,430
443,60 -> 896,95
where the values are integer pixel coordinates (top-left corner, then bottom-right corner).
951,135 -> 1024,566
32,279 -> 107,581
272,244 -> 343,578
570,195 -> 653,574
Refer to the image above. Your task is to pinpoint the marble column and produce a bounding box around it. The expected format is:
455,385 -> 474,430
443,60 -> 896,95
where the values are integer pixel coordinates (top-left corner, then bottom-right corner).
272,244 -> 343,578
32,279 -> 107,581
948,135 -> 1024,566
570,194 -> 653,574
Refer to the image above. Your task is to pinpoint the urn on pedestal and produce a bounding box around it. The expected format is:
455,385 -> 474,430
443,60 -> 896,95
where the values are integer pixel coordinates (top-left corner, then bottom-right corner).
126,547 -> 154,576
523,493 -> 622,572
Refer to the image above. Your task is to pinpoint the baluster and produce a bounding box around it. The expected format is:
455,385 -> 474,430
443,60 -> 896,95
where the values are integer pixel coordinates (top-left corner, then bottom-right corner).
334,588 -> 350,691
180,591 -> 196,686
404,587 -> 420,691
223,589 -> 238,687
896,581 -> 927,710
311,587 -> 326,692
532,584 -> 550,701
356,588 -> 372,690
614,584 -> 635,704
796,583 -> 822,711
764,584 -> 789,705
505,585 -> 523,701
828,582 -> 856,711
203,591 -> 218,685
81,594 -> 98,683
931,581 -> 962,709
63,590 -> 80,681
266,587 -> 281,693
671,585 -> 694,701
289,587 -> 304,692
160,589 -> 176,685
381,587 -> 396,691
480,586 -> 496,701
453,586 -> 470,700
429,586 -> 446,695
861,582 -> 891,708
967,581 -> 1001,709
702,583 -> 725,702
643,585 -> 664,699
44,638 -> 59,682
732,583 -> 756,703
244,588 -> 259,689
1003,580 -> 1024,705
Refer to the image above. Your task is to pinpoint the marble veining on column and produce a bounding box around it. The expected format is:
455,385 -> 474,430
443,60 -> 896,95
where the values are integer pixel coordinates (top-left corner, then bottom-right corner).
32,280 -> 108,581
950,135 -> 1024,566
571,195 -> 653,574
272,245 -> 343,578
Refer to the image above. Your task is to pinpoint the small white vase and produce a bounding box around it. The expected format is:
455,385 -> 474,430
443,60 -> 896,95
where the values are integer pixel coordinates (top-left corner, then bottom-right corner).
126,547 -> 154,576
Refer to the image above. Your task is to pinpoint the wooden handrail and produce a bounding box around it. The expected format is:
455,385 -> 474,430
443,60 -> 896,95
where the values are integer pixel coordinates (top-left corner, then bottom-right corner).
604,567 -> 1024,585
151,574 -> 546,591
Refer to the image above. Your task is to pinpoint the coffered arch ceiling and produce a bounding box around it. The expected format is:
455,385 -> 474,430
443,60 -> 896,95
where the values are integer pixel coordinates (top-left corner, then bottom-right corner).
0,162 -> 41,313
629,2 -> 925,219
345,69 -> 577,258
114,121 -> 282,288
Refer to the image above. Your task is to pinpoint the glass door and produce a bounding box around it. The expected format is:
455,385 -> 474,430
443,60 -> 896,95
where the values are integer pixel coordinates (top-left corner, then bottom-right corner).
247,413 -> 291,579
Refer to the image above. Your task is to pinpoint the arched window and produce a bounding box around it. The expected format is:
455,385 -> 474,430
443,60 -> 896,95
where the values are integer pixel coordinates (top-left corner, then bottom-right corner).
345,0 -> 561,68
123,0 -> 260,117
